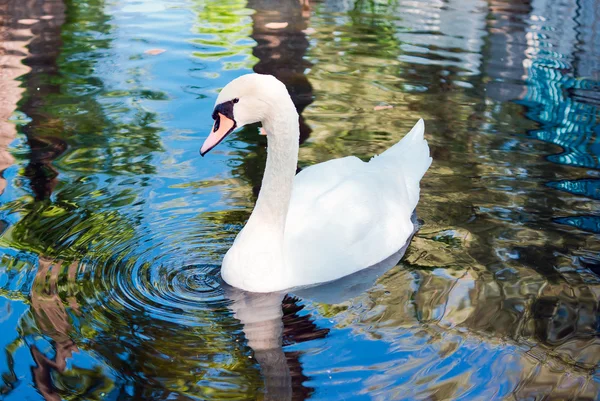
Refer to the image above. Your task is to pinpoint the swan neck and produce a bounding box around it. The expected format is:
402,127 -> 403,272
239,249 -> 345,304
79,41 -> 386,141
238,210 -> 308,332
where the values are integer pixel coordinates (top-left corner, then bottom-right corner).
250,105 -> 299,234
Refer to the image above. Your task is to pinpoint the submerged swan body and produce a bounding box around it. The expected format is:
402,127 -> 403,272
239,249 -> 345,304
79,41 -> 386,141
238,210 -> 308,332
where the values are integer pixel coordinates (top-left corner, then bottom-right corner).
201,74 -> 432,292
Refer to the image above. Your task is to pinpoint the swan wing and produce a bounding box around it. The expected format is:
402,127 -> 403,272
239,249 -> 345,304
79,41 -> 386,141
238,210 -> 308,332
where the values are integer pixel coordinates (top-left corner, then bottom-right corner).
283,119 -> 431,287
284,161 -> 414,286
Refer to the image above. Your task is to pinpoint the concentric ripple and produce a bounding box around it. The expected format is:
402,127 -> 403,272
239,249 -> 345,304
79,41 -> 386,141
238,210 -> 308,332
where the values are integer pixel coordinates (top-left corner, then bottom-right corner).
73,227 -> 236,326
113,261 -> 227,323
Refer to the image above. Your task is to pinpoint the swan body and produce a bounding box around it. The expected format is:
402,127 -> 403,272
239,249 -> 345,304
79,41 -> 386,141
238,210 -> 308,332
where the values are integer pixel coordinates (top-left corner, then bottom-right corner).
201,74 -> 432,293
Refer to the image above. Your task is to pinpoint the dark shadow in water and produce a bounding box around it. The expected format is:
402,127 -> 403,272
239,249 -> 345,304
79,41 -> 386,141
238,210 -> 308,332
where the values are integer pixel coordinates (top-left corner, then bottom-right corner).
248,0 -> 313,144
15,0 -> 68,200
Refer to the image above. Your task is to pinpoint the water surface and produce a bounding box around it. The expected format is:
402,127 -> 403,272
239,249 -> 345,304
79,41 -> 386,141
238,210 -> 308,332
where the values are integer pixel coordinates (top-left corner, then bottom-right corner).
0,0 -> 599,400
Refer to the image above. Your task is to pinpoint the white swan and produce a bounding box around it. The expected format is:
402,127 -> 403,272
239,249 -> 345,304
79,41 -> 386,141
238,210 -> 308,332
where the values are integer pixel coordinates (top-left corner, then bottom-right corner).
201,74 -> 432,293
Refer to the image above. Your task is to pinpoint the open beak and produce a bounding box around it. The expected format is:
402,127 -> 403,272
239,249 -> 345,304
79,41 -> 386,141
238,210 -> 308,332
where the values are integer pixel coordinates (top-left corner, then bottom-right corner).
200,112 -> 236,156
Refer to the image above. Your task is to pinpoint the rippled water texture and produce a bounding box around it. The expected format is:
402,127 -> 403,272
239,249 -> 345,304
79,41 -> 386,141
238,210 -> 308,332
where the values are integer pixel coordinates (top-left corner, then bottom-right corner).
0,0 -> 599,399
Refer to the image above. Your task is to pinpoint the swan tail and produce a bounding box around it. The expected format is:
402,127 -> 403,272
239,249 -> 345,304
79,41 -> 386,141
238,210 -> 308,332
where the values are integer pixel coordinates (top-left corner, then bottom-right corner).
370,118 -> 432,204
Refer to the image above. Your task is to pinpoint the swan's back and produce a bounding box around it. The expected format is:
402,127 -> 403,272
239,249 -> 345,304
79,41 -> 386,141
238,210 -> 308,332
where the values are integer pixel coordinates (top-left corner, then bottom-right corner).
283,119 -> 432,288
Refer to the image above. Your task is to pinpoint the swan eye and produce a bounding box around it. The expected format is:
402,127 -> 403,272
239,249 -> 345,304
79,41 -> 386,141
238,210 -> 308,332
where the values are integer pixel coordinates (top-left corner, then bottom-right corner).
213,99 -> 236,121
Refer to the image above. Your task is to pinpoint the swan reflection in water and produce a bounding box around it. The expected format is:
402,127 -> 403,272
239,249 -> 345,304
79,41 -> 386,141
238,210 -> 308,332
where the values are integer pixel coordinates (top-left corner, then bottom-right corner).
225,217 -> 418,400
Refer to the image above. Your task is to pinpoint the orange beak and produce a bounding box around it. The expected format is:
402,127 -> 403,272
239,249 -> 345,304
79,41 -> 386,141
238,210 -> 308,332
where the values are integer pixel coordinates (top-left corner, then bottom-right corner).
200,112 -> 236,156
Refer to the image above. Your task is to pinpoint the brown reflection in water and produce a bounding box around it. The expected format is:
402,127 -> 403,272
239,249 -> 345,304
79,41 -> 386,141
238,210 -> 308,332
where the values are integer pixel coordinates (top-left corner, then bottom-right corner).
248,0 -> 313,144
28,257 -> 114,400
0,1 -> 33,194
30,257 -> 79,401
15,0 -> 67,200
241,0 -> 314,196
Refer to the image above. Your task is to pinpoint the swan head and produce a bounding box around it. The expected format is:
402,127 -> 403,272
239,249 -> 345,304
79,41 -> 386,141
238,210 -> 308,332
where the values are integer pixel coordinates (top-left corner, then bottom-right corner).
200,73 -> 292,156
